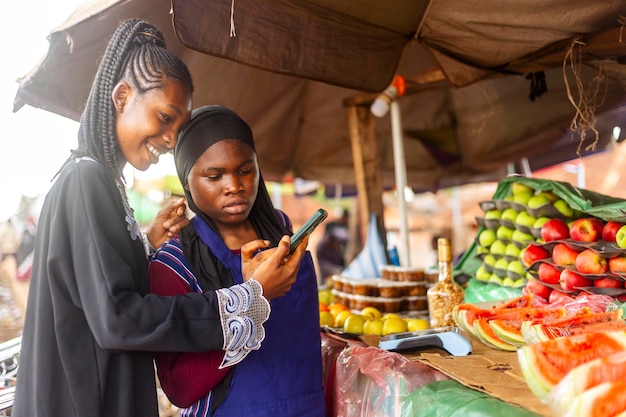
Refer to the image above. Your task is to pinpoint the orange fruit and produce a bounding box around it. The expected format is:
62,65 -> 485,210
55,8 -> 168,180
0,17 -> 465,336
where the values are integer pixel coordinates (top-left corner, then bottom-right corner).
329,303 -> 349,317
319,302 -> 329,312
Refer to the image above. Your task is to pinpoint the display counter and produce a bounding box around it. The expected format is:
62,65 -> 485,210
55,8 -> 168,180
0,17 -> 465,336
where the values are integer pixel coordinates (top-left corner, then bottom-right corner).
322,332 -> 550,417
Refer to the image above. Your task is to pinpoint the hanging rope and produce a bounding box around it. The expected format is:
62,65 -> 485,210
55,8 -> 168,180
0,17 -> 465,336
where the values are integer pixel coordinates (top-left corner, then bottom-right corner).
230,0 -> 237,37
562,37 -> 607,155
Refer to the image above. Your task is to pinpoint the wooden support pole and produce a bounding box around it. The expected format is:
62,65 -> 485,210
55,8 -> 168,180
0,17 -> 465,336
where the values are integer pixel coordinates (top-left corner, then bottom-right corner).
346,104 -> 387,251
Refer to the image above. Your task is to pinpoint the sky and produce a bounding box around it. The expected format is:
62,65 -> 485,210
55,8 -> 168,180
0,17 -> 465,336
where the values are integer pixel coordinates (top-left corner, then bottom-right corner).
0,0 -> 176,222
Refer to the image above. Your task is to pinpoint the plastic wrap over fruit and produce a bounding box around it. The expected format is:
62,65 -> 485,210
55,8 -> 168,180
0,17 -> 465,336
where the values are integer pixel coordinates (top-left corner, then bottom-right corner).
546,351 -> 626,416
333,345 -> 448,417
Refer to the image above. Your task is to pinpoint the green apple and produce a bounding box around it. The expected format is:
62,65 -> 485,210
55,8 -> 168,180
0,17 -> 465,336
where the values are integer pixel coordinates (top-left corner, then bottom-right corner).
484,209 -> 502,220
504,195 -> 516,202
512,229 -> 534,244
483,253 -> 497,267
512,182 -> 534,195
553,199 -> 574,217
507,259 -> 525,276
476,246 -> 488,255
616,225 -> 626,248
494,258 -> 509,271
489,240 -> 507,255
496,226 -> 515,240
502,277 -> 516,287
533,216 -> 551,229
501,208 -> 519,223
513,278 -> 526,287
527,194 -> 551,209
505,243 -> 521,257
475,265 -> 491,281
513,191 -> 533,206
488,274 -> 504,285
478,229 -> 497,247
536,191 -> 559,202
515,211 -> 537,228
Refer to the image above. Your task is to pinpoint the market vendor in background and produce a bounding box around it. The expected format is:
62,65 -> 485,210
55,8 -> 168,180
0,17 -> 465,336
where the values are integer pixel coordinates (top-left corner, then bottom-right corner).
149,105 -> 326,417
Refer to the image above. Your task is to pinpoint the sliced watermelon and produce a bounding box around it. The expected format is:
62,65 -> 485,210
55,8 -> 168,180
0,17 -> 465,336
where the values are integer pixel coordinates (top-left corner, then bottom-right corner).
489,319 -> 525,347
517,330 -> 626,401
555,381 -> 626,417
473,318 -> 517,351
548,351 -> 626,416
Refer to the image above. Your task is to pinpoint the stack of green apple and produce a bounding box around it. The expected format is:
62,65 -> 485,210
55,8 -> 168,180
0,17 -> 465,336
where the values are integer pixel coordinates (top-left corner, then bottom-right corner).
474,181 -> 578,288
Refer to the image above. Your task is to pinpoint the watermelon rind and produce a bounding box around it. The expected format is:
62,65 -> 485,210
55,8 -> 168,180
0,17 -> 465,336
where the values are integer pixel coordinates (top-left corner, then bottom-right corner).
473,318 -> 517,351
517,345 -> 553,401
489,319 -> 526,347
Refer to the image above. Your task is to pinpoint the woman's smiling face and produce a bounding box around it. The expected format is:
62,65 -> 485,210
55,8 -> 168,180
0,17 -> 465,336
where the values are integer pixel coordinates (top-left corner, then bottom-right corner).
114,78 -> 192,171
187,138 -> 259,228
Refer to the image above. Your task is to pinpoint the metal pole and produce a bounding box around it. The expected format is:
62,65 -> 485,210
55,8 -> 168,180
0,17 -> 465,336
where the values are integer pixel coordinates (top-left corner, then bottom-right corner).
390,100 -> 410,266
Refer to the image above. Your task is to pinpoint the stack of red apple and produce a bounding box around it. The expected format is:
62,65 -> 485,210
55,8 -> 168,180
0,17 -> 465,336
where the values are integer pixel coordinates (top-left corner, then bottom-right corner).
522,216 -> 626,301
474,182 -> 577,288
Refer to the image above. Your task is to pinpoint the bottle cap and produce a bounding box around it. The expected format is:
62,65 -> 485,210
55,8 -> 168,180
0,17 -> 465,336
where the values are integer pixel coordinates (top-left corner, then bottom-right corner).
437,238 -> 452,262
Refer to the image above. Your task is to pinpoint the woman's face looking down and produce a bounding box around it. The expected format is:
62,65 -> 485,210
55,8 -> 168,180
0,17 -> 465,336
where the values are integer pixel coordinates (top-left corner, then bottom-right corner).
187,138 -> 260,229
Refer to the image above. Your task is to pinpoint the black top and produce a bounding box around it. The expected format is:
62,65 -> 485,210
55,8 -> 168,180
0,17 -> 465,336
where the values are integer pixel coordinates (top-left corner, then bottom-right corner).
12,158 -> 226,417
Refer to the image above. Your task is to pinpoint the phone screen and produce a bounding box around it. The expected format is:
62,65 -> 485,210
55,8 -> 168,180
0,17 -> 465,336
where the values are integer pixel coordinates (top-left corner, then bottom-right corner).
289,208 -> 328,253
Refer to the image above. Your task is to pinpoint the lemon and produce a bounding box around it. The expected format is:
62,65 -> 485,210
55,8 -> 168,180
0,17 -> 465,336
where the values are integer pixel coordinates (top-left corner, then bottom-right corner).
319,311 -> 335,327
361,306 -> 382,321
381,313 -> 401,321
343,314 -> 366,334
406,318 -> 430,332
382,317 -> 407,335
334,310 -> 353,328
363,319 -> 384,336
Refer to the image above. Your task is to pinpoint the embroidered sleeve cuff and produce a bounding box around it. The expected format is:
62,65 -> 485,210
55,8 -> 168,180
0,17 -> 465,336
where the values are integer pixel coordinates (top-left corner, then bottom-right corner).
216,279 -> 271,368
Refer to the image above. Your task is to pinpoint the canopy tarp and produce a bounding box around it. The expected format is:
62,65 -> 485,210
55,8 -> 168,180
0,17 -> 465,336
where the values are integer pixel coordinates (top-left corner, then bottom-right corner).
13,0 -> 626,192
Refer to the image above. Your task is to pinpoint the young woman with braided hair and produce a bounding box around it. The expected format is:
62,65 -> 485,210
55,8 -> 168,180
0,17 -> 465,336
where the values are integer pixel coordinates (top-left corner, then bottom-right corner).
12,19 -> 305,417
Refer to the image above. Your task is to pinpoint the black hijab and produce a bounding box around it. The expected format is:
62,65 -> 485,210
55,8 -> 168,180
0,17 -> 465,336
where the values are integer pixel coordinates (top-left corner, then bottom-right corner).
174,105 -> 291,292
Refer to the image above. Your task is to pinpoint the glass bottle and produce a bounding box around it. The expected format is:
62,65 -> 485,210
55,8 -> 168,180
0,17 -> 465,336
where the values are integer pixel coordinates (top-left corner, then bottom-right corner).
427,238 -> 464,328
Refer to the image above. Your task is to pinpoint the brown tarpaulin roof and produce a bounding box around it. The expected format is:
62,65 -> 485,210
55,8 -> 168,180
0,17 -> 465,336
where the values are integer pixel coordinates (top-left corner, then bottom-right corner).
13,0 -> 626,192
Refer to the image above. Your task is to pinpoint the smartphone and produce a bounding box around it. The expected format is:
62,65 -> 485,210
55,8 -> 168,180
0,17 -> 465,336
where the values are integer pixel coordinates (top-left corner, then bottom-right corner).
289,208 -> 328,253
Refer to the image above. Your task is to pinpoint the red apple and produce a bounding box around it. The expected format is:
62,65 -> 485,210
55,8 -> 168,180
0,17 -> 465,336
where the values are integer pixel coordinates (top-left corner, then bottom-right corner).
560,269 -> 593,292
609,254 -> 626,274
551,243 -> 580,266
524,277 -> 552,301
574,249 -> 608,274
602,221 -> 625,243
569,217 -> 604,242
540,218 -> 570,242
537,262 -> 562,284
548,289 -> 574,305
593,277 -> 624,289
520,244 -> 550,267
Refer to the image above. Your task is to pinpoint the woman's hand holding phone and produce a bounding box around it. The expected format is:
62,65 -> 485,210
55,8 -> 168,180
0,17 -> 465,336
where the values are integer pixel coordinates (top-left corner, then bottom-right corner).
240,235 -> 308,300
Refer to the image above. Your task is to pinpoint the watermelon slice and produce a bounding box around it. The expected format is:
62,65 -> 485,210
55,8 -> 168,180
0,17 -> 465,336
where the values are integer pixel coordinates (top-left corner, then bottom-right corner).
473,318 -> 517,351
548,351 -> 626,416
517,330 -> 626,401
521,311 -> 626,344
555,381 -> 626,417
489,319 -> 525,347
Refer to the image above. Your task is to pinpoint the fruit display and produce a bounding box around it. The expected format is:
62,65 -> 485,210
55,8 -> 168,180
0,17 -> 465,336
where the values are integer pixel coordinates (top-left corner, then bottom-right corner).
474,181 -> 578,288
318,302 -> 429,337
452,292 -> 625,352
524,217 -> 626,300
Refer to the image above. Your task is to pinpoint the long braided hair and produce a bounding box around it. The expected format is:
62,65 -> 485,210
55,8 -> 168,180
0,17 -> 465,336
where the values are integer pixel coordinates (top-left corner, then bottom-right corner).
61,18 -> 194,181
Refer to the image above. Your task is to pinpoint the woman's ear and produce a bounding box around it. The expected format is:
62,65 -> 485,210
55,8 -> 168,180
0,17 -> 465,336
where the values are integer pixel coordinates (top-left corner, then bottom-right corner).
112,81 -> 131,112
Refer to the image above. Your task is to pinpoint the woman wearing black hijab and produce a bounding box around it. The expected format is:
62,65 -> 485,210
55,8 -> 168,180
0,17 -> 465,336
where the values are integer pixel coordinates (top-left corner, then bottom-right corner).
148,105 -> 326,417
